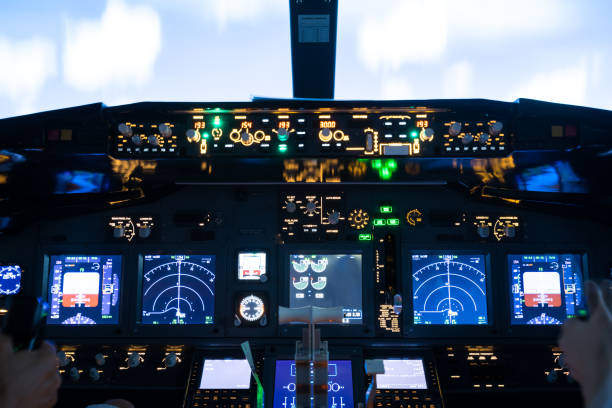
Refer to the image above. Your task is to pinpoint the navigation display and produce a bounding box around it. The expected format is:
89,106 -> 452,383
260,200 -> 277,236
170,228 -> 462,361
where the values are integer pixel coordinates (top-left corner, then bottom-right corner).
199,359 -> 251,390
238,252 -> 266,280
48,255 -> 121,325
412,254 -> 488,325
509,254 -> 584,325
289,254 -> 362,324
0,265 -> 22,295
141,255 -> 215,325
273,360 -> 354,408
376,359 -> 428,390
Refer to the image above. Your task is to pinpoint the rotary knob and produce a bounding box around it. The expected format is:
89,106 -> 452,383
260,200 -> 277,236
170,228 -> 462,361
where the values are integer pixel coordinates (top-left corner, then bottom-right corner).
164,352 -> 178,368
57,351 -> 70,367
95,353 -> 106,366
88,368 -> 100,382
286,201 -> 297,213
489,121 -> 503,136
462,133 -> 473,144
305,200 -> 317,214
348,209 -> 369,229
113,227 -> 125,239
328,211 -> 341,225
504,225 -> 516,238
449,122 -> 462,136
277,128 -> 289,141
70,367 -> 80,382
127,352 -> 141,368
131,135 -> 143,145
118,123 -> 133,137
419,127 -> 434,142
138,227 -> 151,239
147,135 -> 160,146
319,128 -> 332,142
477,225 -> 490,238
158,123 -> 172,138
186,129 -> 201,143
479,133 -> 490,144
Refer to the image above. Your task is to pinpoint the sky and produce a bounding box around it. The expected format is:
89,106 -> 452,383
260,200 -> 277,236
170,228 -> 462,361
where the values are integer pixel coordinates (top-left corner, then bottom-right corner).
0,0 -> 610,119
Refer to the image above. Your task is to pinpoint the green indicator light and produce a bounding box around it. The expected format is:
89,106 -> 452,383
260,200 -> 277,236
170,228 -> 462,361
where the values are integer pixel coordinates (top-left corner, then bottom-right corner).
213,116 -> 221,126
373,218 -> 386,226
380,206 -> 393,213
380,168 -> 392,180
410,130 -> 418,139
372,159 -> 382,169
278,133 -> 289,142
358,233 -> 373,241
202,132 -> 210,139
278,144 -> 288,153
578,309 -> 588,316
387,218 -> 400,226
386,159 -> 397,169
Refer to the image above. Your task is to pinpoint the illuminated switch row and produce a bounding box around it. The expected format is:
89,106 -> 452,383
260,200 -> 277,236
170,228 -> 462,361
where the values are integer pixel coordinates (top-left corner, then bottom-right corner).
373,218 -> 400,226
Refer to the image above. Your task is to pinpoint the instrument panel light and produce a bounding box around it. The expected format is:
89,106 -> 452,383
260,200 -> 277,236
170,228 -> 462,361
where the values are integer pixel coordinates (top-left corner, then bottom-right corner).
213,116 -> 221,126
358,233 -> 373,241
278,144 -> 288,153
387,218 -> 400,226
380,206 -> 393,213
373,218 -> 386,227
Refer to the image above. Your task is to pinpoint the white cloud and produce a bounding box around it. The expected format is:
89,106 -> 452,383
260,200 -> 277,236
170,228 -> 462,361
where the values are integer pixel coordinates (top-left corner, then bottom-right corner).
381,77 -> 412,99
63,0 -> 161,92
443,61 -> 473,98
356,0 -> 448,72
0,36 -> 57,115
509,62 -> 588,105
209,0 -> 286,27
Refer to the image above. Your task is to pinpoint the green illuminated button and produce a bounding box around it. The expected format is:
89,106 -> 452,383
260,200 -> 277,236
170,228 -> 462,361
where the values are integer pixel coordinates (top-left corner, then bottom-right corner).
380,168 -> 392,180
410,130 -> 418,139
380,205 -> 393,213
213,116 -> 221,126
387,218 -> 400,226
386,159 -> 397,169
372,159 -> 383,169
358,233 -> 373,241
373,218 -> 386,226
278,144 -> 288,153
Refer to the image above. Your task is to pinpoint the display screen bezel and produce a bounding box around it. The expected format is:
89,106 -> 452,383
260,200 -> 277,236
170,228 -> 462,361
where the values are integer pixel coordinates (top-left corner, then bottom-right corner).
199,359 -> 252,390
279,244 -> 374,338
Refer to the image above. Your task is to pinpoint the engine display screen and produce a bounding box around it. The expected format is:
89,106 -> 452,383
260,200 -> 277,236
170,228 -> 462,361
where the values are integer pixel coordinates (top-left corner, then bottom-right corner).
289,254 -> 362,324
141,255 -> 215,325
238,252 -> 266,280
0,265 -> 22,295
509,254 -> 584,325
273,360 -> 354,408
48,255 -> 121,325
199,359 -> 251,390
412,254 -> 488,325
376,359 -> 428,390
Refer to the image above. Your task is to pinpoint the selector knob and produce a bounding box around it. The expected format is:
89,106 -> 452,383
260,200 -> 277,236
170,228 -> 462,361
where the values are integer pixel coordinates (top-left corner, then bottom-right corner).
420,127 -> 434,142
449,122 -> 462,136
479,133 -> 490,144
547,370 -> 559,383
113,227 -> 125,239
186,129 -> 201,143
477,225 -> 490,238
504,225 -> 516,238
277,128 -> 289,141
57,351 -> 70,367
147,135 -> 160,146
70,367 -> 80,382
95,353 -> 106,366
286,201 -> 297,213
489,121 -> 503,136
88,368 -> 100,382
240,130 -> 251,144
319,128 -> 332,142
328,211 -> 340,225
365,132 -> 374,152
462,133 -> 473,144
127,352 -> 141,368
138,227 -> 151,239
118,123 -> 133,137
158,123 -> 172,138
131,135 -> 142,146
306,201 -> 317,214
164,352 -> 178,368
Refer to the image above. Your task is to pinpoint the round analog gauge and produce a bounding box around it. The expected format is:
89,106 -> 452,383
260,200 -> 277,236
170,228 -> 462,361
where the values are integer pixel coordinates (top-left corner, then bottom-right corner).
239,295 -> 265,322
0,265 -> 22,295
348,209 -> 369,229
62,313 -> 96,325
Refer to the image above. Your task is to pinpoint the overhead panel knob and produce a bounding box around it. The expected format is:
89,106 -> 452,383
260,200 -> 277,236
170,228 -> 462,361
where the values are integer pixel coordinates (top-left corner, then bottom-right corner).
88,368 -> 100,381
462,133 -> 473,144
164,352 -> 178,368
477,225 -> 490,238
479,133 -> 490,144
328,211 -> 340,225
127,352 -> 141,368
286,201 -> 297,213
277,128 -> 289,141
95,353 -> 106,366
489,121 -> 503,136
319,128 -> 332,142
504,225 -> 516,238
57,351 -> 70,367
113,227 -> 125,239
118,123 -> 133,137
449,122 -> 462,136
158,123 -> 172,138
147,135 -> 160,146
70,367 -> 80,382
131,135 -> 142,146
138,227 -> 151,239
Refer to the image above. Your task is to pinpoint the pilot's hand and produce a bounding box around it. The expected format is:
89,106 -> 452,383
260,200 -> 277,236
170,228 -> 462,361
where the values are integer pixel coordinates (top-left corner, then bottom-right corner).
559,280 -> 612,407
0,334 -> 61,408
